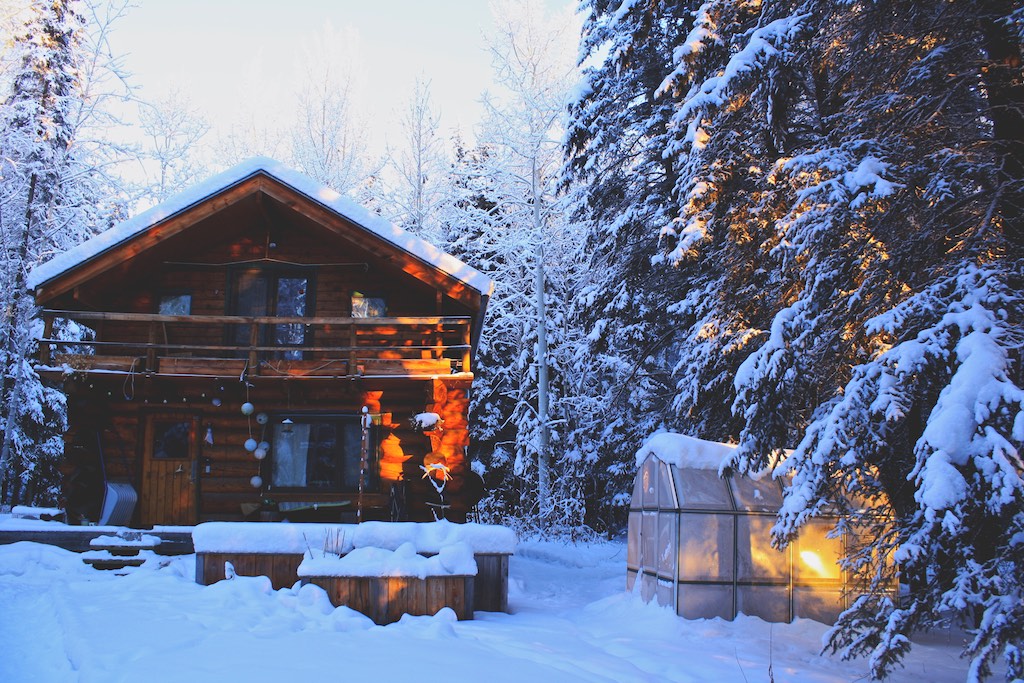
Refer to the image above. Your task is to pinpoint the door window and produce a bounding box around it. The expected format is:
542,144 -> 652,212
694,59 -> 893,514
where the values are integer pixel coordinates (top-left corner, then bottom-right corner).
152,420 -> 191,459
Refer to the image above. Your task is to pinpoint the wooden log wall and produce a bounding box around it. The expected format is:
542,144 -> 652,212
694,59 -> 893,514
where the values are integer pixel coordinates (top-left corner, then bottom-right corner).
62,223 -> 466,327
62,371 -> 475,526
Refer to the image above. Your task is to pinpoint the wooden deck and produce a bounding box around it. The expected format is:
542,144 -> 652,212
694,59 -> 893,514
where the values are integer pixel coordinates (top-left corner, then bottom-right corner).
0,527 -> 194,554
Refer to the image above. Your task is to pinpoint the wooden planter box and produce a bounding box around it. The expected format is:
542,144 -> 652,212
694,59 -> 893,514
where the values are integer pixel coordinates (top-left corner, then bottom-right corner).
302,574 -> 474,625
196,551 -> 510,611
472,553 -> 509,612
196,552 -> 304,590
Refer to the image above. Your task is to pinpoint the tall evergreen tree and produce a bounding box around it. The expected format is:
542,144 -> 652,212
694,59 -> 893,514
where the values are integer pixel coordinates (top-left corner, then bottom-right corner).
0,0 -> 126,506
0,0 -> 84,504
564,0 -> 712,529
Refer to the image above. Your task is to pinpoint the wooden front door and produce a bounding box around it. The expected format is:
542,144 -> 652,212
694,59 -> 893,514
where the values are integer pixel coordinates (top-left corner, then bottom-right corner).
140,414 -> 199,526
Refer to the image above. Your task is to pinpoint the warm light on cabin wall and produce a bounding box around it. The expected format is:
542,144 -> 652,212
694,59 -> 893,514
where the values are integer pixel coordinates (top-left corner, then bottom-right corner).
379,433 -> 408,481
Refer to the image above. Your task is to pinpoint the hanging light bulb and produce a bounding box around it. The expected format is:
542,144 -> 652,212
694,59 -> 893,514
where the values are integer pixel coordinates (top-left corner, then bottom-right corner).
244,438 -> 258,452
250,475 -> 263,488
241,402 -> 255,416
256,412 -> 269,425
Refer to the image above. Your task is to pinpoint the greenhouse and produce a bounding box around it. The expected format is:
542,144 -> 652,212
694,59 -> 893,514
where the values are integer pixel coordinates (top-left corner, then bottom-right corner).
627,433 -> 883,624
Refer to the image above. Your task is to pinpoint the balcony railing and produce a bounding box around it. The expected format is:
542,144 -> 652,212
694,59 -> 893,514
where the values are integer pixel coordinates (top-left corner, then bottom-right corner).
38,309 -> 473,379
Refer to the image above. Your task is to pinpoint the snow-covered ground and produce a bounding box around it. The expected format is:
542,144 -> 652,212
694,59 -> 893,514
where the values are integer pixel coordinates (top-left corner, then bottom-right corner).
0,536 -> 978,682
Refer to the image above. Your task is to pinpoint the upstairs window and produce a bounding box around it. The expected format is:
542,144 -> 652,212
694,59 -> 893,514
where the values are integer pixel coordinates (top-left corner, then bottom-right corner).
351,291 -> 386,318
158,293 -> 191,316
228,268 -> 314,359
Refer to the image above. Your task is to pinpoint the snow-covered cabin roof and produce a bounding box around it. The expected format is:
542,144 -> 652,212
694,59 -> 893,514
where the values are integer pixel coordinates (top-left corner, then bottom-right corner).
27,157 -> 494,300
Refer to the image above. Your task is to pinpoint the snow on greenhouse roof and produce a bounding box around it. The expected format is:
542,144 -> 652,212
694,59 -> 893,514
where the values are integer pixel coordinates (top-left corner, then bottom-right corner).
634,432 -> 738,471
27,157 -> 494,298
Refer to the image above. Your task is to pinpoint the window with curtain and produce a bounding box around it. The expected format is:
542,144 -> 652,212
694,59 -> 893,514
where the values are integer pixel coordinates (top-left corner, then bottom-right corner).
270,415 -> 377,492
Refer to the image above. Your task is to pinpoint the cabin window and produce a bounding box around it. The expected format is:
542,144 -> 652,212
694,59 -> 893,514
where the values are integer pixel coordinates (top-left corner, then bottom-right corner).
229,268 -> 314,359
158,293 -> 191,316
351,291 -> 386,318
269,415 -> 378,492
152,420 -> 191,459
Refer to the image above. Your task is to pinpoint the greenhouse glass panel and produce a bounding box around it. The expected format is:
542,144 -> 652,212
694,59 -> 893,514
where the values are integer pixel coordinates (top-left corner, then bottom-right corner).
674,469 -> 733,509
627,511 -> 642,569
641,458 -> 658,507
737,516 -> 789,581
641,572 -> 658,602
731,475 -> 783,512
656,577 -> 674,608
678,584 -> 733,621
678,513 -> 734,582
657,460 -> 678,508
641,511 -> 657,572
795,521 -> 842,582
737,585 -> 791,623
657,513 -> 677,577
793,586 -> 844,624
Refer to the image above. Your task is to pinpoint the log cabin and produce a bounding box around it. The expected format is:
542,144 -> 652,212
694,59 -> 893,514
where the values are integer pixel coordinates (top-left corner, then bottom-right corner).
27,158 -> 493,527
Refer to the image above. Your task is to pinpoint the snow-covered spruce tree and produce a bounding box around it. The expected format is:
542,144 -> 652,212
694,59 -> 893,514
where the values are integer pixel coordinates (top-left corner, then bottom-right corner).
0,0 -> 83,505
0,0 -> 127,506
438,141 -> 521,520
759,3 -> 1022,680
564,0 -> 742,529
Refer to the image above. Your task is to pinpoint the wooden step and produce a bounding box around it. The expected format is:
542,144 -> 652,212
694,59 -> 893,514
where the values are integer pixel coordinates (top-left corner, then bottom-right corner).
88,532 -> 161,556
82,549 -> 155,570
